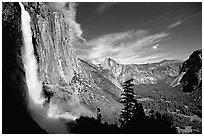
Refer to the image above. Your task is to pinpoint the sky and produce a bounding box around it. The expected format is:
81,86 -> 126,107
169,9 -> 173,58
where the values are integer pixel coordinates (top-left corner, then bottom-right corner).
75,2 -> 202,64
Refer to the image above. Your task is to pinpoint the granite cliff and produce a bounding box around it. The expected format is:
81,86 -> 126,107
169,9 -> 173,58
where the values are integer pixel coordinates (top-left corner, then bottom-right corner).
3,2 -> 122,133
2,2 -> 202,134
100,58 -> 182,85
170,49 -> 202,92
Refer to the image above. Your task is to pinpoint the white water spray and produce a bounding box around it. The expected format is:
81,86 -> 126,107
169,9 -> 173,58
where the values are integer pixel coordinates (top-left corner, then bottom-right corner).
20,2 -> 45,105
19,2 -> 79,133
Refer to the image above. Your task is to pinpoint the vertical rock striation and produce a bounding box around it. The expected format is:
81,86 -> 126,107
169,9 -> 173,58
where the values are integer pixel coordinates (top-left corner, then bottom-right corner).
3,3 -> 123,131
23,2 -> 80,86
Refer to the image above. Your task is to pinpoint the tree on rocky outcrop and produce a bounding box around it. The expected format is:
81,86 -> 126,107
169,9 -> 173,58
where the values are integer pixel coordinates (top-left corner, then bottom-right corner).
120,79 -> 145,127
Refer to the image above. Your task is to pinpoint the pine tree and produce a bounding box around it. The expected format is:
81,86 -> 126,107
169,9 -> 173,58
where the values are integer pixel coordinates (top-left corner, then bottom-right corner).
120,78 -> 144,126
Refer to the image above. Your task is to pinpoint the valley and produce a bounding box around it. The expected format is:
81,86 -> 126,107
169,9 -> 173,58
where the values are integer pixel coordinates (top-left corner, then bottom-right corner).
2,2 -> 201,134
134,81 -> 202,133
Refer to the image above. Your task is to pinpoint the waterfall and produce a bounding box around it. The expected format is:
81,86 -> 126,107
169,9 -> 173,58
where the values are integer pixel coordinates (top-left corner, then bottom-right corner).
19,2 -> 77,133
19,2 -> 45,105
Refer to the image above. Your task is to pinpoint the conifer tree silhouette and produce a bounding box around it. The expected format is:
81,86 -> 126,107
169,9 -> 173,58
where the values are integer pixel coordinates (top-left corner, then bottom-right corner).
120,78 -> 145,127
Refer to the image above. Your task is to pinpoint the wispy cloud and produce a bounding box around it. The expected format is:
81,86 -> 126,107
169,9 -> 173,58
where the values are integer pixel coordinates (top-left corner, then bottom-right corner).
118,53 -> 167,64
97,2 -> 117,13
76,29 -> 170,64
167,21 -> 182,29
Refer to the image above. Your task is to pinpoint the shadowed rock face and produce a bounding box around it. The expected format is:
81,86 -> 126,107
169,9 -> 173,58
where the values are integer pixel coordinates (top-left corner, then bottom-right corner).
181,49 -> 202,73
3,2 -> 201,134
99,58 -> 182,85
179,49 -> 202,92
170,49 -> 202,91
3,2 -> 123,133
21,2 -> 123,120
2,2 -> 47,133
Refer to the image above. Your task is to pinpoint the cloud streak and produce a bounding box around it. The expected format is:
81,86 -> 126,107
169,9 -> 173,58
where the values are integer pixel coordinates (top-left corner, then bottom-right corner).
97,2 -> 117,13
76,29 -> 170,64
168,21 -> 182,29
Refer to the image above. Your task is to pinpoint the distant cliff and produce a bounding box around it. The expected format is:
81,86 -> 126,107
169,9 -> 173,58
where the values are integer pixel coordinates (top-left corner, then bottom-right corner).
98,49 -> 201,92
99,58 -> 182,85
3,2 -> 201,133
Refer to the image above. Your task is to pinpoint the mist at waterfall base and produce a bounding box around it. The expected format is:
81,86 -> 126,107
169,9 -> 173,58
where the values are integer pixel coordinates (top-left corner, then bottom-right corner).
19,3 -> 78,133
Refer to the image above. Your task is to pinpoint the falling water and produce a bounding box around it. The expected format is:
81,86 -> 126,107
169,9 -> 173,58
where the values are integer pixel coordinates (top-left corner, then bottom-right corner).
19,2 -> 76,133
19,2 -> 45,105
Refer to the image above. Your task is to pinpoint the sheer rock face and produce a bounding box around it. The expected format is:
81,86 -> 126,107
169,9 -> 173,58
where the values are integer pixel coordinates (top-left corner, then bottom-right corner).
2,2 -> 48,133
100,58 -> 182,85
23,2 -> 81,86
181,49 -> 202,73
22,2 -> 123,120
180,49 -> 202,92
3,2 -> 123,124
20,3 -> 84,117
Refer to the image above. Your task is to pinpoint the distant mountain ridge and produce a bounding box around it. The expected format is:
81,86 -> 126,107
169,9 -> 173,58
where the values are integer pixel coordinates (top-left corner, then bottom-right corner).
81,49 -> 201,92
78,49 -> 201,123
3,2 -> 201,133
97,58 -> 183,85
